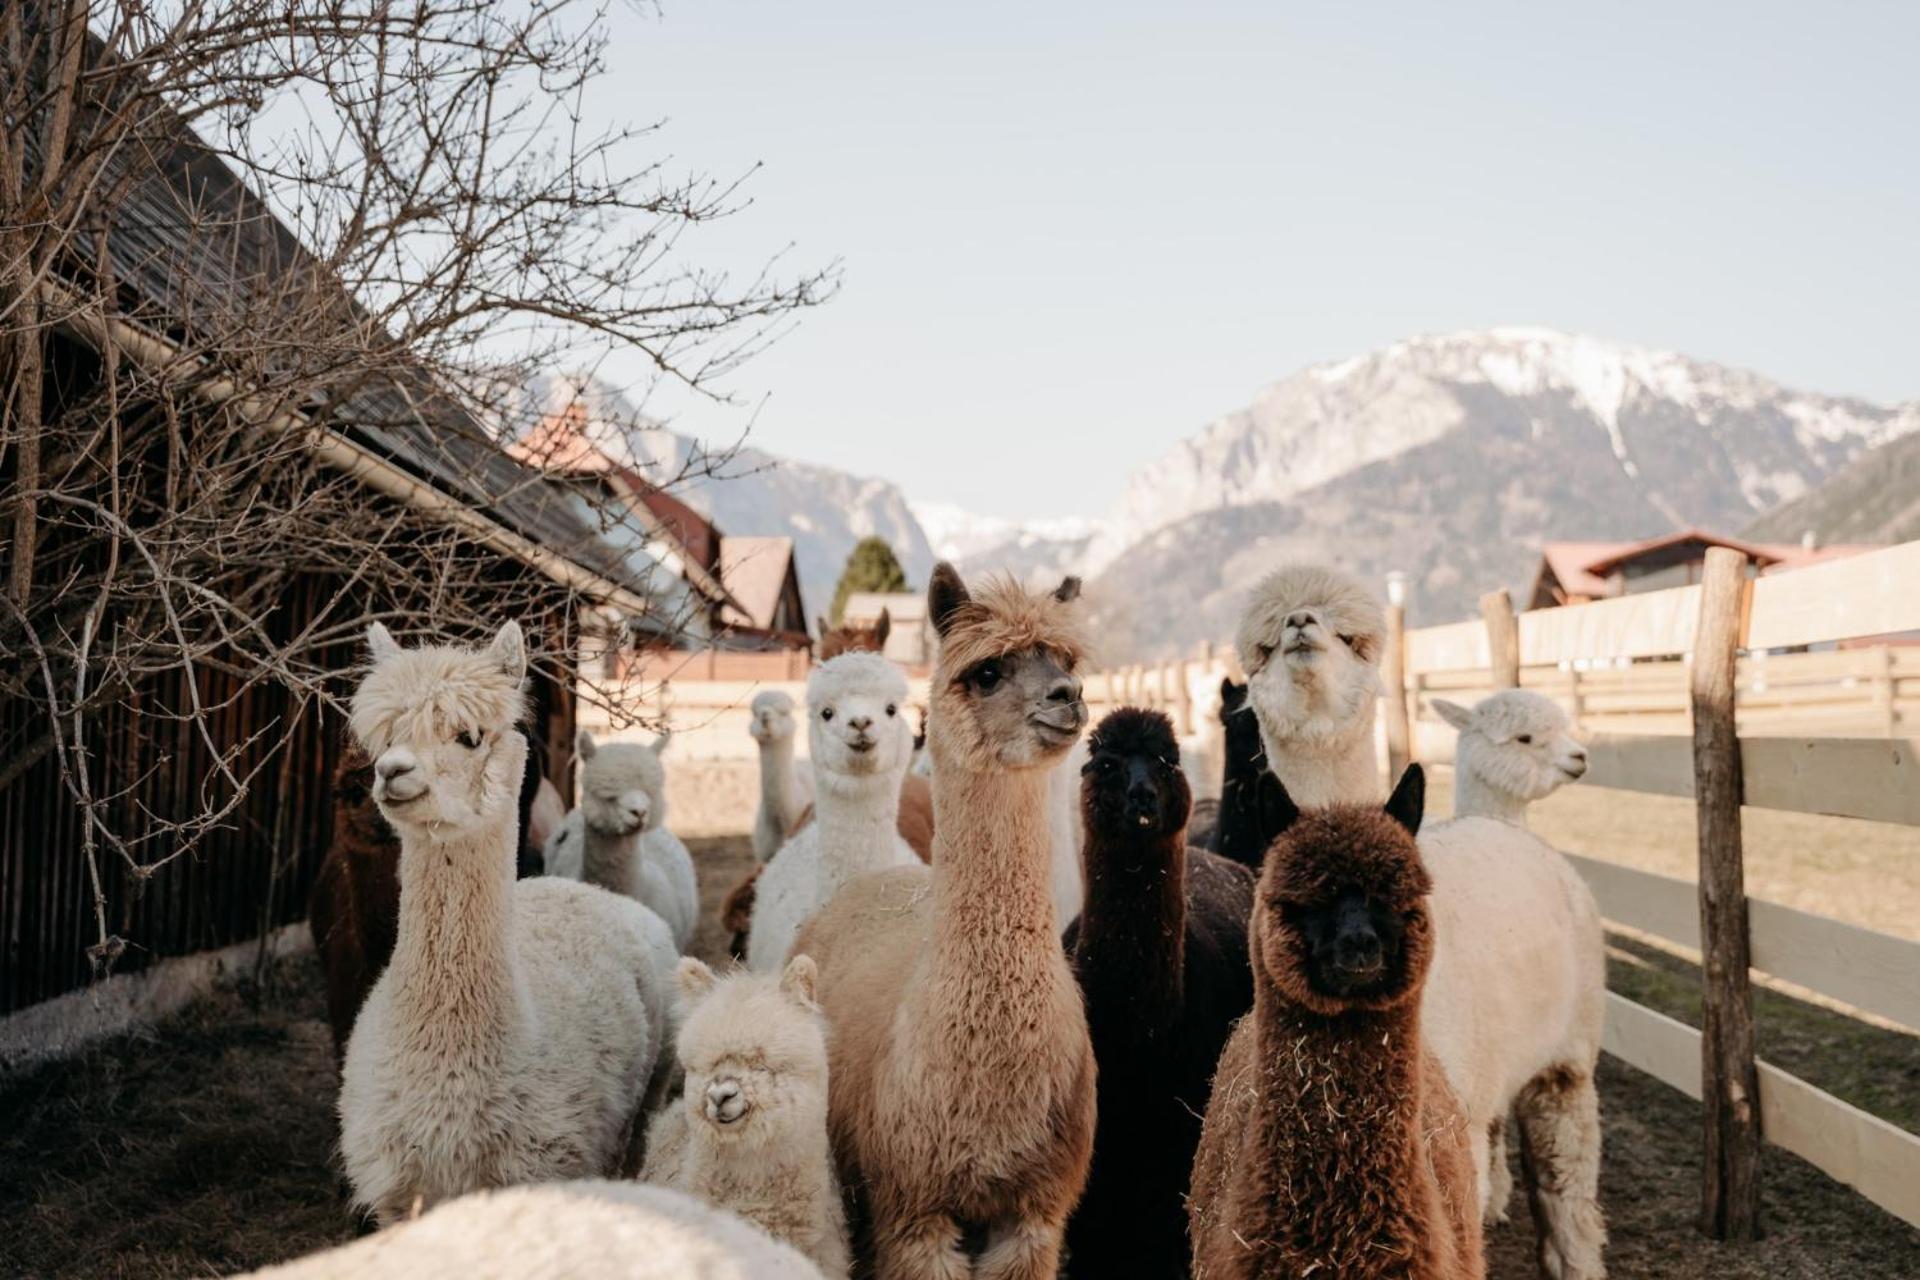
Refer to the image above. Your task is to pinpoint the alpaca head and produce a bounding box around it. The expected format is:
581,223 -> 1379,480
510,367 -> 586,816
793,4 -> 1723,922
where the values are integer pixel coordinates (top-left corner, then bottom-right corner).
349,622 -> 529,839
1218,677 -> 1265,774
330,743 -> 396,852
674,955 -> 829,1149
819,607 -> 891,660
807,653 -> 913,790
575,729 -> 670,838
1250,765 -> 1432,1015
1435,689 -> 1587,805
1236,564 -> 1384,753
926,562 -> 1088,772
1081,708 -> 1190,843
747,690 -> 799,750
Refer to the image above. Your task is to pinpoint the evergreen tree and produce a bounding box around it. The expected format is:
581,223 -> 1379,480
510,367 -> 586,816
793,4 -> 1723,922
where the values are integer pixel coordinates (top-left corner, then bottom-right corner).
829,537 -> 909,624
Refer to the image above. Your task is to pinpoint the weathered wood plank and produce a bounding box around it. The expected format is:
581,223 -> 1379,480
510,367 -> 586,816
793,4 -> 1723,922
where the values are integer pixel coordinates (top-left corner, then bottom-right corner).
1747,541 -> 1920,651
1481,589 -> 1520,689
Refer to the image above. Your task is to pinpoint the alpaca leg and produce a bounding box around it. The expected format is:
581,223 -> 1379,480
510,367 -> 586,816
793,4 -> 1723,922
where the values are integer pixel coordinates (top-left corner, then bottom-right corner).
976,1217 -> 1064,1280
1515,1065 -> 1607,1280
1485,1113 -> 1515,1225
870,1209 -> 971,1280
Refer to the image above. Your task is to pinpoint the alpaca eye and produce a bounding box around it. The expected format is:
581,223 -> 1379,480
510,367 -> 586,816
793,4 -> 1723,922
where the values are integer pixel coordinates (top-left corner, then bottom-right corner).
1337,634 -> 1356,648
821,708 -> 834,722
455,728 -> 484,749
969,661 -> 1003,693
1516,734 -> 1533,745
885,704 -> 897,717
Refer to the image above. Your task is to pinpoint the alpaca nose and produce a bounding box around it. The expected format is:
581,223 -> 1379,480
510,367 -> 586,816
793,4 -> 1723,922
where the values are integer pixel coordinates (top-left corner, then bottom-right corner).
1337,927 -> 1383,970
1286,609 -> 1318,630
705,1079 -> 747,1124
1045,675 -> 1083,706
847,714 -> 873,733
376,756 -> 414,782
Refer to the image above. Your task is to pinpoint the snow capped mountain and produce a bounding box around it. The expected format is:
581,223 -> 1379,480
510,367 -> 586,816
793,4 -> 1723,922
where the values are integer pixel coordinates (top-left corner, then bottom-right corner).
912,500 -> 1106,574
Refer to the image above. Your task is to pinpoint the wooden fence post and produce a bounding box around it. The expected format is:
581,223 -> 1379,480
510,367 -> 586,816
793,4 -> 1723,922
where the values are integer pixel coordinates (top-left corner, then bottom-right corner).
1383,600 -> 1412,781
1691,546 -> 1762,1240
1481,588 -> 1520,689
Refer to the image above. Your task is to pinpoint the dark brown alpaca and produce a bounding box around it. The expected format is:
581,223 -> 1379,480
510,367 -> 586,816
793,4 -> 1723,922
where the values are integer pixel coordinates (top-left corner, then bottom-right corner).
817,606 -> 891,660
1189,765 -> 1484,1280
1063,708 -> 1255,1278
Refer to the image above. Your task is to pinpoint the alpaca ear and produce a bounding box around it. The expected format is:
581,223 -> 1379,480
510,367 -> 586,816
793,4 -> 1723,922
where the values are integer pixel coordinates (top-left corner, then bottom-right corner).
873,608 -> 891,648
1053,575 -> 1082,605
928,562 -> 971,638
1432,699 -> 1474,732
650,729 -> 672,756
488,621 -> 527,682
1385,764 -> 1425,837
575,728 -> 598,761
780,954 -> 819,1009
1252,770 -> 1300,846
677,957 -> 718,1003
1220,677 -> 1245,710
816,614 -> 831,639
366,622 -> 402,663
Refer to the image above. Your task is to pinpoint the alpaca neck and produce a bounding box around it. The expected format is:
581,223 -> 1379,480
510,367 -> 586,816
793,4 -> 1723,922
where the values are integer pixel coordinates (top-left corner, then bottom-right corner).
1262,716 -> 1381,807
689,1106 -> 830,1191
388,820 -> 527,1066
580,822 -> 644,899
1452,763 -> 1528,827
758,735 -> 802,839
928,761 -> 1058,968
1074,823 -> 1186,1038
812,764 -> 905,898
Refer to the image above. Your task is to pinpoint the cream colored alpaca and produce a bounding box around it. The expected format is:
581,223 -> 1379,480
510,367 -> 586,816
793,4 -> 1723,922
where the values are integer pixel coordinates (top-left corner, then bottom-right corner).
1435,689 -> 1589,828
750,690 -> 813,861
747,654 -> 919,973
235,1181 -> 826,1278
795,565 -> 1096,1280
643,957 -> 849,1277
338,622 -> 667,1226
556,730 -> 699,950
1239,567 -> 1608,1280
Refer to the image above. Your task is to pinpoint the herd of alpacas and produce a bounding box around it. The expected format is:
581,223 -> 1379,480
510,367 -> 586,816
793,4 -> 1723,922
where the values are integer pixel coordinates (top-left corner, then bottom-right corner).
283,561 -> 1610,1280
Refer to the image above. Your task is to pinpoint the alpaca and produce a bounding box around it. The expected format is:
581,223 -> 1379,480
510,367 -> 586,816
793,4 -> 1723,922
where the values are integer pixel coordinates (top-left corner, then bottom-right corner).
337,622 -> 667,1225
794,565 -> 1096,1280
643,956 -> 850,1277
236,1181 -> 826,1279
750,690 -> 813,861
1046,737 -> 1089,927
819,606 -> 891,660
309,739 -> 545,1061
1061,708 -> 1255,1278
746,653 -> 921,973
552,729 -> 699,951
1186,677 -> 1269,871
1188,765 -> 1483,1280
1434,689 -> 1589,827
1239,566 -> 1608,1278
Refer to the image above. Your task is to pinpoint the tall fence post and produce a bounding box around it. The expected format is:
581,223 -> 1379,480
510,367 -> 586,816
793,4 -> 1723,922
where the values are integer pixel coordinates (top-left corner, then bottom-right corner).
1481,588 -> 1520,689
1691,546 -> 1762,1240
1383,592 -> 1412,781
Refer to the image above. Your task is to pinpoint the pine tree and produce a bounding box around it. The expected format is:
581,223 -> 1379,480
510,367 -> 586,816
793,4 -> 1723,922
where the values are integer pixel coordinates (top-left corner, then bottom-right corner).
829,537 -> 909,624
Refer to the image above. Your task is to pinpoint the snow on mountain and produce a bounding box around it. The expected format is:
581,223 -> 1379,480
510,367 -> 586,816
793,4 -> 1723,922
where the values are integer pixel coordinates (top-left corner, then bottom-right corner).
911,500 -> 1106,583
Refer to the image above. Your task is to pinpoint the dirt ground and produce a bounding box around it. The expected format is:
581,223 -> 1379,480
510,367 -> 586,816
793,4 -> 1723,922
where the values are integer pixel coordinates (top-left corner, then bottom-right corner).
3,833 -> 1916,1278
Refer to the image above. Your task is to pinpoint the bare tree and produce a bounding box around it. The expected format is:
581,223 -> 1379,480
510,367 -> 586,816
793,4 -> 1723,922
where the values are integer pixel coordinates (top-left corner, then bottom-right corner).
0,0 -> 833,974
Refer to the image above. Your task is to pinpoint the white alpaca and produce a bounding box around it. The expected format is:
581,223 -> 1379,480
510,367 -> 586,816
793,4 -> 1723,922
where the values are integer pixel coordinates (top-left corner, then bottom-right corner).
1435,689 -> 1589,827
1239,567 -> 1608,1280
746,653 -> 918,972
643,957 -> 849,1278
555,730 -> 699,951
235,1181 -> 826,1279
1046,735 -> 1088,928
749,690 -> 813,861
338,622 -> 667,1225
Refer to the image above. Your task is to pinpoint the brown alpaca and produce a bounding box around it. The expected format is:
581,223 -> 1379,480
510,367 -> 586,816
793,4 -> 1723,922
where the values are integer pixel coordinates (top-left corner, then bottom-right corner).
794,564 -> 1095,1280
819,606 -> 892,660
308,746 -> 402,1061
1189,765 -> 1483,1280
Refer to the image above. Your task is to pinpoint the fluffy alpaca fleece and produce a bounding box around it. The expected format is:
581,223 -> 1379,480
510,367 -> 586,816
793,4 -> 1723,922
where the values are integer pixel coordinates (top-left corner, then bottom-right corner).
1186,678 -> 1270,871
553,729 -> 699,951
1061,709 -> 1255,1278
1236,563 -> 1388,806
337,623 -> 667,1225
1435,690 -> 1589,827
236,1181 -> 826,1279
643,957 -> 849,1277
750,690 -> 814,861
794,565 -> 1096,1280
1240,567 -> 1608,1279
1189,766 -> 1483,1280
747,654 -> 921,973
818,607 -> 891,660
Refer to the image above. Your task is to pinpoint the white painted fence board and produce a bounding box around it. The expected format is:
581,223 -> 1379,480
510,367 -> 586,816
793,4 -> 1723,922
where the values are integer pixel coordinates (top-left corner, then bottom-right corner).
1516,583 -> 1701,664
1405,619 -> 1487,674
1567,854 -> 1701,950
1740,737 -> 1920,827
1583,734 -> 1695,798
1601,994 -> 1920,1228
1748,541 -> 1920,651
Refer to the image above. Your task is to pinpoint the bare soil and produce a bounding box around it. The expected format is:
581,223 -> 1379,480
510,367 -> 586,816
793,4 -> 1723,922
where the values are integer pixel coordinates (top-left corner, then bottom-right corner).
3,833 -> 1916,1278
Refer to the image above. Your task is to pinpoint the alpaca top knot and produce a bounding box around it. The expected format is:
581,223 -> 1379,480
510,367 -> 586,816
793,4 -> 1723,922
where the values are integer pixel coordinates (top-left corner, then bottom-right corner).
930,570 -> 1088,684
350,621 -> 528,756
1084,706 -> 1179,762
1237,562 -> 1385,674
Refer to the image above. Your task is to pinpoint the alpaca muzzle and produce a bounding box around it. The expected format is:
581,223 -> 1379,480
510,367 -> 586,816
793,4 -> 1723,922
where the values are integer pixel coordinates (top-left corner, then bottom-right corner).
705,1079 -> 749,1125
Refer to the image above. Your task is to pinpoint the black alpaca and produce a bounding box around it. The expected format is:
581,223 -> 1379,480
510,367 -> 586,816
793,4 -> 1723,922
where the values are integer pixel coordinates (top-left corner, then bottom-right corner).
1189,677 -> 1269,870
1062,707 -> 1257,1279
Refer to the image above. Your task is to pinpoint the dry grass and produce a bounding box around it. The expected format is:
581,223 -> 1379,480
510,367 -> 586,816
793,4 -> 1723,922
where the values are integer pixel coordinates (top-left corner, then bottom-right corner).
3,832 -> 1917,1277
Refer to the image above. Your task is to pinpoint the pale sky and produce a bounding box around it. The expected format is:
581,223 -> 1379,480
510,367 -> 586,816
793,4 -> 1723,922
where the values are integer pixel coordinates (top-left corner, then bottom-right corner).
592,1 -> 1920,520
